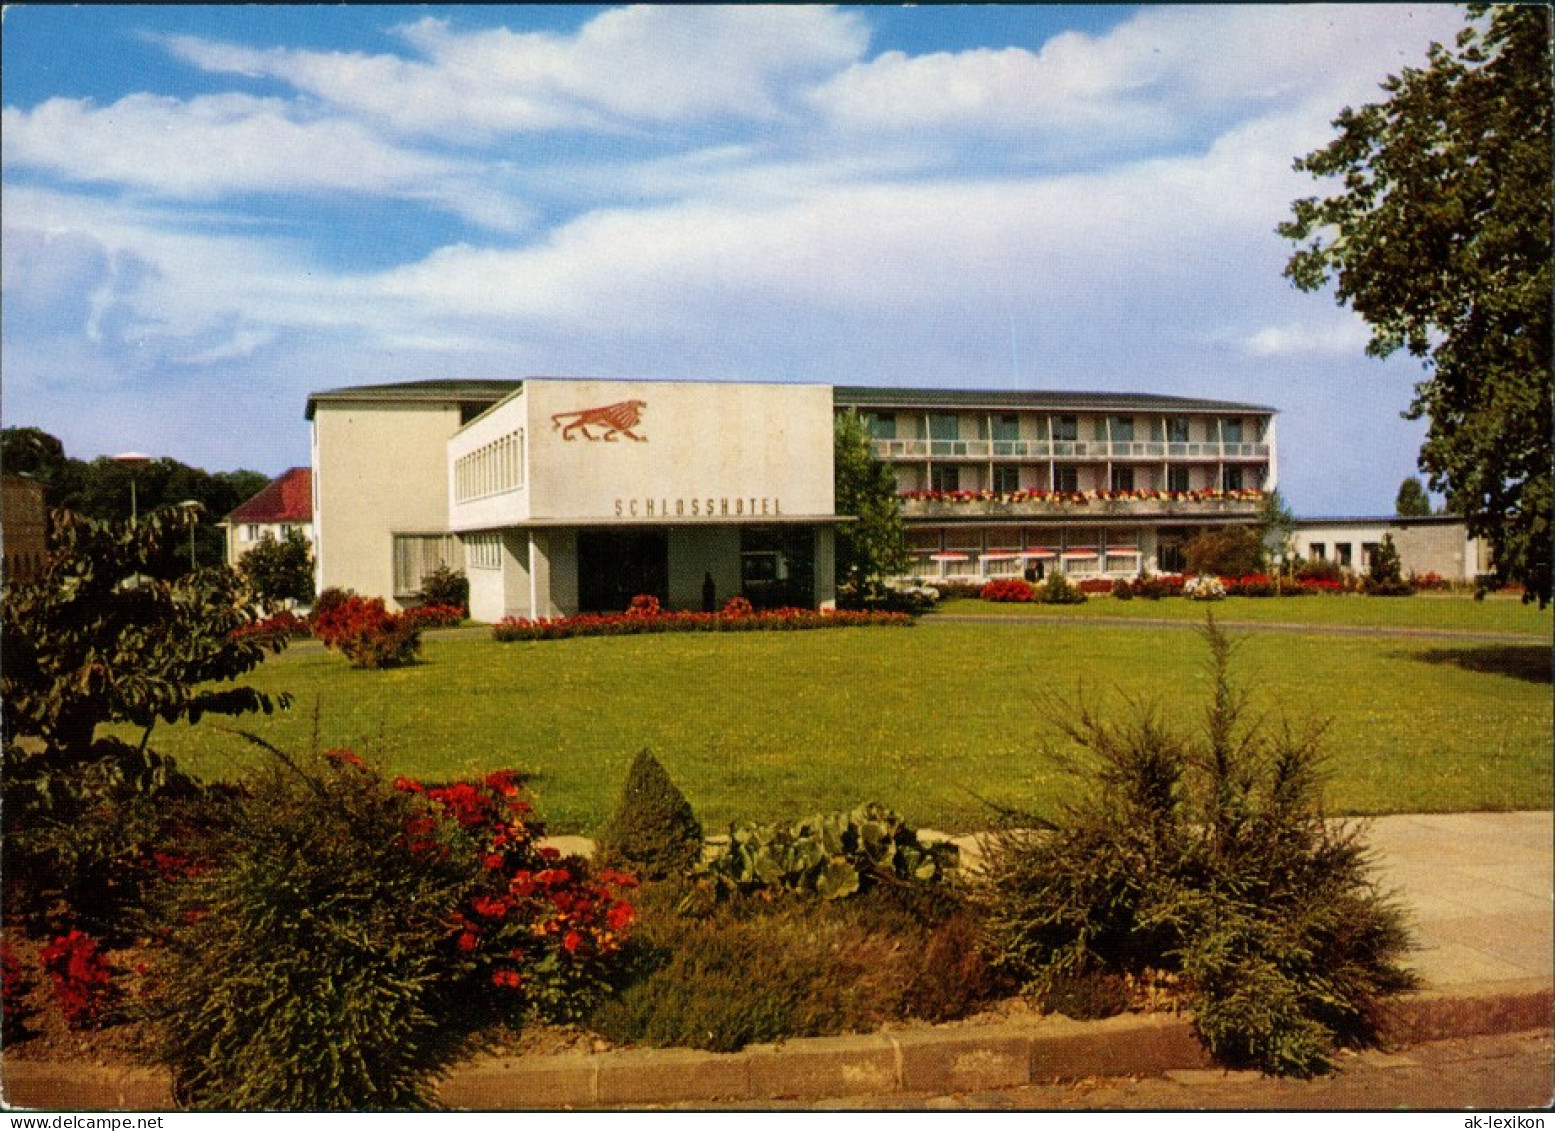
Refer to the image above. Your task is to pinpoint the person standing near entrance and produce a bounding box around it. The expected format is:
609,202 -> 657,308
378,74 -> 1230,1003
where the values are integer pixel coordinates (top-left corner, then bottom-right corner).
702,571 -> 716,612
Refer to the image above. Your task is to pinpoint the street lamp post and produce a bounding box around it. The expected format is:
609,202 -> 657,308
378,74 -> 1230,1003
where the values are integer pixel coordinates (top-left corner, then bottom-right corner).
113,452 -> 153,585
179,500 -> 200,571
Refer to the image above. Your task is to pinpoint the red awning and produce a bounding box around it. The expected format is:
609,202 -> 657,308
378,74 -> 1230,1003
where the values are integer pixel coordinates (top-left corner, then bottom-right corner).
1061,549 -> 1099,558
1019,548 -> 1056,559
930,552 -> 971,562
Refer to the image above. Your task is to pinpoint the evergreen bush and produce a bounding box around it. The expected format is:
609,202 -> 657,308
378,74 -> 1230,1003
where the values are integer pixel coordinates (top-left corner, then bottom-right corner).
417,566 -> 469,614
1364,535 -> 1414,596
596,749 -> 704,882
980,617 -> 1417,1077
1038,572 -> 1087,604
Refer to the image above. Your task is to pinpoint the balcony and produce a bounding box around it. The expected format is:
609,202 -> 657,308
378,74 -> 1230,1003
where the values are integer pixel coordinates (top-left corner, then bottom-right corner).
870,439 -> 1269,461
897,489 -> 1267,520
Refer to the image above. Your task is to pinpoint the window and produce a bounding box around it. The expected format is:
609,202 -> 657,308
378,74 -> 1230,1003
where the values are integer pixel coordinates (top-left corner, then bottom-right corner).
1336,542 -> 1353,568
992,465 -> 1021,493
1110,416 -> 1134,443
244,524 -> 261,541
1053,466 -> 1079,493
1362,542 -> 1380,571
455,429 -> 525,502
1310,542 -> 1327,560
1093,418 -> 1109,442
865,412 -> 896,440
1053,415 -> 1078,442
1222,466 -> 1244,491
465,533 -> 501,570
927,413 -> 959,441
1110,466 -> 1135,492
930,464 -> 961,492
991,413 -> 1021,442
1222,418 -> 1244,444
1167,417 -> 1190,443
1167,466 -> 1190,493
393,534 -> 458,596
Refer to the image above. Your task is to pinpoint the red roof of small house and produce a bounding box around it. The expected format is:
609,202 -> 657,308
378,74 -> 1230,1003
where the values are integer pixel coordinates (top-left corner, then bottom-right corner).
226,467 -> 312,524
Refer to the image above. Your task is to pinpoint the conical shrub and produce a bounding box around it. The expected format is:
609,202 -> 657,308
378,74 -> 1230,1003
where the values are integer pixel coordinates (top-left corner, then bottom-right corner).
597,750 -> 703,882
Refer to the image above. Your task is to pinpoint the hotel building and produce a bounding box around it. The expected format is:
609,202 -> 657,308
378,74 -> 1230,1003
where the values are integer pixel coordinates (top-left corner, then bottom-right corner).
306,378 -> 1276,620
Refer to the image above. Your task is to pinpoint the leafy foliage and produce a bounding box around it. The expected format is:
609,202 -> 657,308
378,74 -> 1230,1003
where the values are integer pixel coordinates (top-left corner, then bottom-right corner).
310,593 -> 422,668
980,617 -> 1418,1076
1281,5 -> 1552,606
417,565 -> 469,614
981,578 -> 1036,603
0,427 -> 270,570
596,749 -> 704,882
146,750 -> 634,1110
38,929 -> 115,1030
694,803 -> 958,902
1395,477 -> 1432,518
1037,572 -> 1087,605
833,409 -> 911,603
2,507 -> 288,757
1364,535 -> 1413,596
237,526 -> 314,608
591,882 -> 999,1053
1,507 -> 288,936
1184,527 -> 1265,578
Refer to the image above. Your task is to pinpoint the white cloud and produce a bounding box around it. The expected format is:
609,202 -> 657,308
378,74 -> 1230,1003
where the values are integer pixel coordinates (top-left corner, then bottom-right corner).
1242,319 -> 1373,358
164,6 -> 869,139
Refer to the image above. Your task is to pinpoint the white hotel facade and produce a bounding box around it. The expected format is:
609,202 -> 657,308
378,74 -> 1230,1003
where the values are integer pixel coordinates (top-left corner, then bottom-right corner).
306,378 -> 1276,621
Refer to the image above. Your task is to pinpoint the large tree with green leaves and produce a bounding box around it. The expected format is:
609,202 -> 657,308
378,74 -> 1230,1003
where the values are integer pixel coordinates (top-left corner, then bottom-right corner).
1279,4 -> 1551,606
833,409 -> 910,600
1395,477 -> 1432,518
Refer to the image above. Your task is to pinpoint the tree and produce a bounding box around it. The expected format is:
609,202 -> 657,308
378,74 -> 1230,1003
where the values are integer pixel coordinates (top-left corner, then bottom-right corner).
1279,5 -> 1552,606
239,526 -> 316,609
1257,489 -> 1296,569
1183,527 -> 1264,578
1395,477 -> 1432,518
833,410 -> 910,601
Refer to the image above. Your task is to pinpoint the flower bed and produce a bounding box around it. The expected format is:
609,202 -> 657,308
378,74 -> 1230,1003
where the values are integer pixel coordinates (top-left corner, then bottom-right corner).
979,579 -> 1035,603
900,487 -> 1265,507
492,603 -> 913,642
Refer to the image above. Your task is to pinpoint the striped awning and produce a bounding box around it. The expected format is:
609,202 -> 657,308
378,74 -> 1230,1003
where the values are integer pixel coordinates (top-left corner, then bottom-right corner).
1019,548 -> 1056,559
1061,549 -> 1099,558
930,552 -> 971,562
979,550 -> 1019,561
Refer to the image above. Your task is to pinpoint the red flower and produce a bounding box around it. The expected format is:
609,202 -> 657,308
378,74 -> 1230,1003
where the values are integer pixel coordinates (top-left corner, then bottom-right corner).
606,902 -> 636,931
457,931 -> 480,953
562,929 -> 583,954
470,894 -> 512,920
491,969 -> 523,989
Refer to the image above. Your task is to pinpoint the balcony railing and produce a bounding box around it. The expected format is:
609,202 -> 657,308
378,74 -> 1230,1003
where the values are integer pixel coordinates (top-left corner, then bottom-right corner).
897,488 -> 1266,519
870,439 -> 1269,461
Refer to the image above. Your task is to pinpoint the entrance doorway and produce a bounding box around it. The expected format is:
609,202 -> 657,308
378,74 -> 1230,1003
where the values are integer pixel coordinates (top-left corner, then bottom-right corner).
576,529 -> 668,613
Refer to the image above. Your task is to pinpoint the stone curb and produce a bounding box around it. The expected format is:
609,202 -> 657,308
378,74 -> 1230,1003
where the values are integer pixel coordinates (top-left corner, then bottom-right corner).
5,979 -> 1548,1111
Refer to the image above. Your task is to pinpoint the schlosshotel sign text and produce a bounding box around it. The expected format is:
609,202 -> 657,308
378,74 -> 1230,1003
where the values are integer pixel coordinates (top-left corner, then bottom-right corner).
614,497 -> 782,518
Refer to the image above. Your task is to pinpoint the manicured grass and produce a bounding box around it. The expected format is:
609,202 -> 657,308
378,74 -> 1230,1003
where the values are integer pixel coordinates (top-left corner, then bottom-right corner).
936,592 -> 1552,635
135,615 -> 1552,836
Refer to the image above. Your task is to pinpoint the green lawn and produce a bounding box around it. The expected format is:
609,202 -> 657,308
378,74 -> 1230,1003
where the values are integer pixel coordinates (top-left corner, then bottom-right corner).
934,592 -> 1552,635
136,608 -> 1552,836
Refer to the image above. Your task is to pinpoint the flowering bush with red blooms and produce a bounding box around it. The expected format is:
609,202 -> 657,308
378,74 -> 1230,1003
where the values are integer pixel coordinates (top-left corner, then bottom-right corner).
627,593 -> 663,618
402,603 -> 465,630
39,929 -> 115,1029
721,595 -> 755,618
901,487 -> 1266,507
1412,571 -> 1450,591
1298,578 -> 1345,594
492,606 -> 913,642
1076,577 -> 1117,594
1224,574 -> 1279,597
310,594 -> 422,668
230,609 -> 310,643
980,579 -> 1035,603
392,767 -> 637,1023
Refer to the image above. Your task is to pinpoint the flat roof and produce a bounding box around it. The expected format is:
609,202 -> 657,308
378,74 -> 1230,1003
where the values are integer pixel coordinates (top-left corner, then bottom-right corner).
1293,515 -> 1467,527
834,386 -> 1276,415
307,378 -> 1277,419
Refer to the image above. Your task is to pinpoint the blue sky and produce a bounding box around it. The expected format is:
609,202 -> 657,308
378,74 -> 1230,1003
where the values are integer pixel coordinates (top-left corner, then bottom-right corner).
2,4 -> 1469,515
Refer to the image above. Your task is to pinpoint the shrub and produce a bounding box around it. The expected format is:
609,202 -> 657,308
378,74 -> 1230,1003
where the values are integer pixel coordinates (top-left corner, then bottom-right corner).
1184,575 -> 1227,601
590,883 -> 999,1053
491,606 -> 912,642
238,527 -> 314,609
1411,571 -> 1450,591
1183,527 -> 1265,577
721,594 -> 754,617
146,750 -> 634,1110
596,750 -> 704,882
1226,574 -> 1278,597
980,578 -> 1035,603
1294,558 -> 1343,583
1364,535 -> 1413,596
311,594 -> 422,668
980,617 -> 1417,1077
402,603 -> 465,630
417,565 -> 469,614
931,580 -> 986,601
1038,573 -> 1087,605
39,929 -> 115,1030
1076,577 -> 1116,594
1115,573 -> 1179,601
1110,578 -> 1135,600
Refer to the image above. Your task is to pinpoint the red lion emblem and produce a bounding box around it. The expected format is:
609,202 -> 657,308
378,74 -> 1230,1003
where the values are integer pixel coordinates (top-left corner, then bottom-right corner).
550,399 -> 647,442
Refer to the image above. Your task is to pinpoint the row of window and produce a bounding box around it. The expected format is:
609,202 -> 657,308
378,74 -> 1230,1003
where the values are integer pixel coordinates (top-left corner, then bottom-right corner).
923,465 -> 1247,493
864,412 -> 1256,445
466,533 -> 502,570
454,430 -> 525,503
1307,541 -> 1381,570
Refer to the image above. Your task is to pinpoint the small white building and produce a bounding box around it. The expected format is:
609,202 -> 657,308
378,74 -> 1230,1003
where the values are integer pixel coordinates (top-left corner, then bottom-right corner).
1289,516 -> 1489,580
